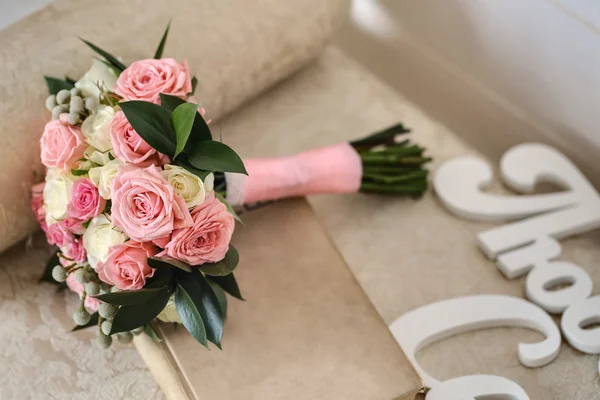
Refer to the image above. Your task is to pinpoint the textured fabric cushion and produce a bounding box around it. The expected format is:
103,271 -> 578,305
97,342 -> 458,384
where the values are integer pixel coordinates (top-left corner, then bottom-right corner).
0,0 -> 348,253
0,233 -> 165,399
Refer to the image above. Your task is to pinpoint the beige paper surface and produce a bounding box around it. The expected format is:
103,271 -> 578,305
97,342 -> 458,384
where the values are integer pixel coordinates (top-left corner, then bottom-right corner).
157,199 -> 422,400
0,0 -> 349,253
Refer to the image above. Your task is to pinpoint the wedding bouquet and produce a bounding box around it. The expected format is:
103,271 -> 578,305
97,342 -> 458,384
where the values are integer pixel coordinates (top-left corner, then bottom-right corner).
33,24 -> 430,349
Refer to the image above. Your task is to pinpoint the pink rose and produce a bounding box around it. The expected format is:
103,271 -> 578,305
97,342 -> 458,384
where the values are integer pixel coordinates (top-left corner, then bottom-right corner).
66,275 -> 100,312
46,222 -> 73,247
110,111 -> 169,166
31,182 -> 47,233
114,58 -> 192,104
111,165 -> 193,242
152,236 -> 170,249
158,193 -> 234,265
62,217 -> 86,235
68,178 -> 106,221
40,119 -> 87,170
96,241 -> 157,290
63,237 -> 87,263
59,255 -> 74,268
45,221 -> 86,261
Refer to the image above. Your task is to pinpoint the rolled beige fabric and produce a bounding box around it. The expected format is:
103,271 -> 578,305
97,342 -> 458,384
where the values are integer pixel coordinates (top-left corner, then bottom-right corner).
0,0 -> 349,252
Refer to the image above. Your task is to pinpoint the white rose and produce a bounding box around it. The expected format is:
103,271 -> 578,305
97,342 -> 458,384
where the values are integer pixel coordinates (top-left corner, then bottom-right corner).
81,105 -> 115,152
83,214 -> 128,269
43,168 -> 76,225
161,165 -> 214,208
85,147 -> 112,166
77,147 -> 112,171
157,296 -> 181,324
75,58 -> 118,99
89,159 -> 123,199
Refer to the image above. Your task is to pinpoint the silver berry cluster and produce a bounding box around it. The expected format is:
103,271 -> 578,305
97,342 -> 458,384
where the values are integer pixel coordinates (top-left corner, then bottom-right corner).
52,259 -> 141,348
45,88 -> 100,126
96,295 -> 140,348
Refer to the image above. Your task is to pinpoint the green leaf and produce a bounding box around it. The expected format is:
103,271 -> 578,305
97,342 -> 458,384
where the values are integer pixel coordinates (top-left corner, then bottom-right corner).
110,288 -> 171,334
71,312 -> 99,332
80,38 -> 127,72
187,141 -> 247,174
207,278 -> 228,319
211,273 -> 244,300
44,76 -> 74,95
175,283 -> 208,347
144,323 -> 162,343
187,108 -> 212,143
178,271 -> 224,347
197,246 -> 239,277
64,76 -> 77,86
145,266 -> 176,289
148,257 -> 192,273
172,102 -> 200,157
214,192 -> 243,224
191,76 -> 198,95
71,169 -> 89,176
120,101 -> 176,156
178,162 -> 212,180
159,93 -> 186,112
159,94 -> 212,143
153,21 -> 171,59
93,287 -> 168,306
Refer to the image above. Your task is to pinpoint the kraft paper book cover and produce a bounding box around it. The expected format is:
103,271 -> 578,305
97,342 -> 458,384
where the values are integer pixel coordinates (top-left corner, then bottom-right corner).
135,199 -> 422,400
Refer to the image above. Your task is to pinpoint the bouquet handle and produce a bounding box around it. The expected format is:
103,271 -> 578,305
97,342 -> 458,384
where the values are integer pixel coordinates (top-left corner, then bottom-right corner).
226,143 -> 362,206
133,332 -> 192,400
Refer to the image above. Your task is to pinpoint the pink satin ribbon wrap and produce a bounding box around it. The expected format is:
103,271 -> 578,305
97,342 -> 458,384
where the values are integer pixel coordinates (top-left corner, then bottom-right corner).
241,142 -> 362,204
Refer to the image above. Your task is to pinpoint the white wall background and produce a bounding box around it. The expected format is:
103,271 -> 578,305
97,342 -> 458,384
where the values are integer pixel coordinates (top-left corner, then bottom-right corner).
393,0 -> 600,154
339,0 -> 600,178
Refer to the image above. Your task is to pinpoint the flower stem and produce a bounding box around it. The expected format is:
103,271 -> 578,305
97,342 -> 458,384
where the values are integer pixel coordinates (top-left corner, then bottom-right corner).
352,123 -> 432,197
363,169 -> 428,184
